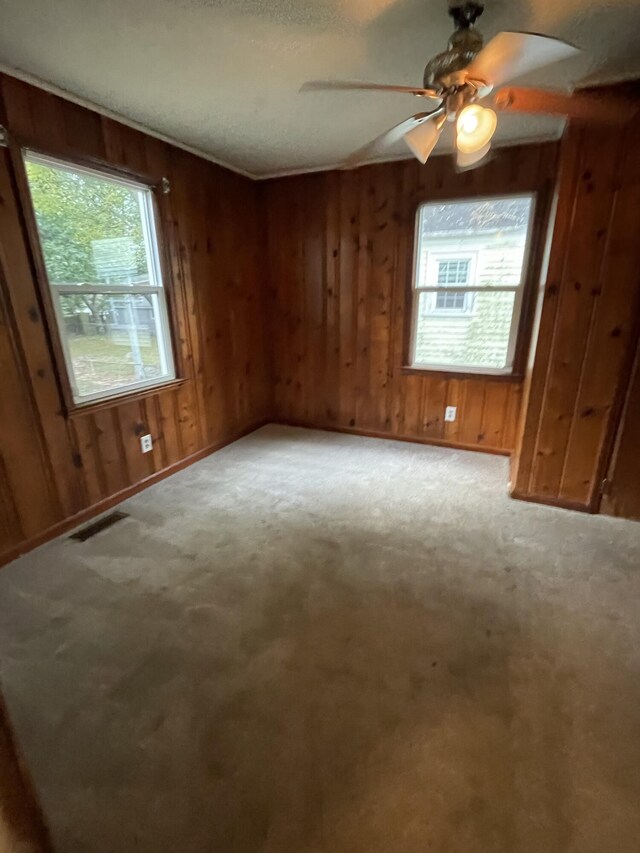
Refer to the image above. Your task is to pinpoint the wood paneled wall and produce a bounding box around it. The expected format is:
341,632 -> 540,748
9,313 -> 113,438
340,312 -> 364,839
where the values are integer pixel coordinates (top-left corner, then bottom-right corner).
263,143 -> 558,453
0,75 -> 270,565
2,72 -> 635,559
511,103 -> 640,512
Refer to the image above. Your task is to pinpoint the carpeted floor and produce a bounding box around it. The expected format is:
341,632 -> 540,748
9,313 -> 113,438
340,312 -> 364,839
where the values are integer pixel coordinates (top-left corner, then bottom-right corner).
0,425 -> 639,853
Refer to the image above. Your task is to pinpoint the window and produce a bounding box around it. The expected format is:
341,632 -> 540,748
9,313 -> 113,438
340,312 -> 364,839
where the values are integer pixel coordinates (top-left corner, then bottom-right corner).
24,153 -> 176,405
438,259 -> 469,286
410,195 -> 535,374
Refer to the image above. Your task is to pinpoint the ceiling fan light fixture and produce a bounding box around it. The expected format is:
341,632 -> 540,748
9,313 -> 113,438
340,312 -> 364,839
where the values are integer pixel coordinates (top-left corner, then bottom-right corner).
457,142 -> 491,170
403,116 -> 443,164
456,104 -> 497,153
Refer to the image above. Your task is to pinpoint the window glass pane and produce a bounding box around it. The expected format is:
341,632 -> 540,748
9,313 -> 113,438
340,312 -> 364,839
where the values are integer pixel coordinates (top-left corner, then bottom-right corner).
435,291 -> 467,311
25,157 -> 157,287
24,154 -> 175,403
414,290 -> 516,370
412,194 -> 534,372
58,293 -> 168,398
437,259 -> 469,286
415,197 -> 533,289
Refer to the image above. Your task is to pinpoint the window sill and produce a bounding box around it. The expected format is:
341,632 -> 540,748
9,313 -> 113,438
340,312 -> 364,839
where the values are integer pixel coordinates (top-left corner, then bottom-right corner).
66,377 -> 187,418
399,366 -> 523,382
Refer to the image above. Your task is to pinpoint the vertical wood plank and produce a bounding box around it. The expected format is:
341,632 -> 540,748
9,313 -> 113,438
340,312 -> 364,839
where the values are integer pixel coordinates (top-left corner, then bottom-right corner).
71,416 -> 104,506
93,408 -> 129,497
0,279 -> 60,539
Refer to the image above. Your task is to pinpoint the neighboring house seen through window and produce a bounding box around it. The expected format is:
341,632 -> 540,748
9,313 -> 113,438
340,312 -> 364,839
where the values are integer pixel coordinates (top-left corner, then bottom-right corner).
410,195 -> 535,374
24,153 -> 176,405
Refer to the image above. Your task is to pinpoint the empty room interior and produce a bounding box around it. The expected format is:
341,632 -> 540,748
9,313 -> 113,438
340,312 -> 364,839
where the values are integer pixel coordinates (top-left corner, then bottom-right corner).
0,0 -> 639,850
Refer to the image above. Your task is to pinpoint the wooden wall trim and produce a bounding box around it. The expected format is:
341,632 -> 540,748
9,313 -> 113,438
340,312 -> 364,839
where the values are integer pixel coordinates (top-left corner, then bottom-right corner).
0,418 -> 269,569
275,419 -> 511,457
509,488 -> 592,515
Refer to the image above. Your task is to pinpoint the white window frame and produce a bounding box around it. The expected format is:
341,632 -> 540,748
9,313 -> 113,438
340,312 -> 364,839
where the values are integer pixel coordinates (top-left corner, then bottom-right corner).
409,193 -> 536,376
23,151 -> 176,406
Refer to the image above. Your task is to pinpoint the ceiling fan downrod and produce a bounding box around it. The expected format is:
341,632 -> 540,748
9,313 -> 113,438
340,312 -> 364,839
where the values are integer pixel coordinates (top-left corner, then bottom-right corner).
424,3 -> 486,91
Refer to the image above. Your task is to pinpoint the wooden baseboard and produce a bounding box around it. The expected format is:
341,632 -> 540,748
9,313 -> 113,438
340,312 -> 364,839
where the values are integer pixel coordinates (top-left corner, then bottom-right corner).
276,422 -> 600,514
12,420 -> 586,570
509,487 -> 591,514
272,419 -> 512,457
0,418 -> 269,569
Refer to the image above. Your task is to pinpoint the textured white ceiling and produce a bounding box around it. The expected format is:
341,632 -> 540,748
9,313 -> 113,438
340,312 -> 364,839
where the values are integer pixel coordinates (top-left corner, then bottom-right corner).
0,0 -> 638,178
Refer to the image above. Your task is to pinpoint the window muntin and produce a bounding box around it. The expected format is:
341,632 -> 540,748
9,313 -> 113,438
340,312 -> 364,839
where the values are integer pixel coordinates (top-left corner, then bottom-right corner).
24,153 -> 176,404
426,256 -> 475,315
437,258 -> 470,286
436,290 -> 467,311
410,195 -> 535,374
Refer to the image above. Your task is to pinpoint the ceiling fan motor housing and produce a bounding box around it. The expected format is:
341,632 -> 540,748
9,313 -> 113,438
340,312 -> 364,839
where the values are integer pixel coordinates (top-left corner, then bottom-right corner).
424,2 -> 485,91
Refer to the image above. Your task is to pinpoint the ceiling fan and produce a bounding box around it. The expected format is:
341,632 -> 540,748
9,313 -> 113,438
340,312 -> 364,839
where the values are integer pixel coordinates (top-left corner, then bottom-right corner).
302,1 -> 614,170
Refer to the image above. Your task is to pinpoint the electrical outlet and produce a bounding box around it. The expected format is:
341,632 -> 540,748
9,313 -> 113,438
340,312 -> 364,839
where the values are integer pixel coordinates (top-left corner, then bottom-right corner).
140,434 -> 153,453
444,406 -> 457,423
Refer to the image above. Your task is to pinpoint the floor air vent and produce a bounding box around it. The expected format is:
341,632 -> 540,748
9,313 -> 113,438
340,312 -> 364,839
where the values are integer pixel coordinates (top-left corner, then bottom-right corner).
70,511 -> 129,542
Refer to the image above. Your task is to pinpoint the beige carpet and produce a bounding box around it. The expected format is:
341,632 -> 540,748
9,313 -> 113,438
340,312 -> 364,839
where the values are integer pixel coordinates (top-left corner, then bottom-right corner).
0,425 -> 638,853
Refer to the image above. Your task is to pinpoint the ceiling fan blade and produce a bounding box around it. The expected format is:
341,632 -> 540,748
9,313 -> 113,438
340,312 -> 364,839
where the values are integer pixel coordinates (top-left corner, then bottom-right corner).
493,86 -> 630,124
404,114 -> 446,164
344,109 -> 444,169
465,31 -> 580,89
301,81 -> 442,101
456,143 -> 492,171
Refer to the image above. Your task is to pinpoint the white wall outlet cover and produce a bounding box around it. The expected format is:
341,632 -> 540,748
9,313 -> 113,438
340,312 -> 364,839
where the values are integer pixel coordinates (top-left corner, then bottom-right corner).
444,406 -> 457,422
140,434 -> 153,453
